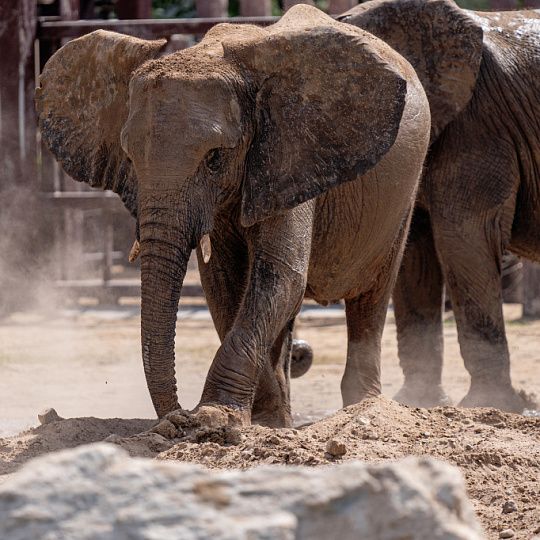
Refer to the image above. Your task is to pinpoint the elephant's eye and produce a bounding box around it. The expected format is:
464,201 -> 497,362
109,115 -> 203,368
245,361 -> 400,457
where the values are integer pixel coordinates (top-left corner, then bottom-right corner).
204,149 -> 222,174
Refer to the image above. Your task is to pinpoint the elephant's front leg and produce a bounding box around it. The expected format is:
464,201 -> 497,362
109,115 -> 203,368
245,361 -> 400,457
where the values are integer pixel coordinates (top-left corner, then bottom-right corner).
200,205 -> 313,426
252,320 -> 295,427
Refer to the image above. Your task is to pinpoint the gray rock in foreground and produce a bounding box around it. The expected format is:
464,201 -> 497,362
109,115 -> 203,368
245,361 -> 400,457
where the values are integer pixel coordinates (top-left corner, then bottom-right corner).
0,443 -> 484,540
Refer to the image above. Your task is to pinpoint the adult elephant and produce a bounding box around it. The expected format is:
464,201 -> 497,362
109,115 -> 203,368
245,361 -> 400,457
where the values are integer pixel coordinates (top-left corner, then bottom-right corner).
37,5 -> 430,426
340,0 -> 540,412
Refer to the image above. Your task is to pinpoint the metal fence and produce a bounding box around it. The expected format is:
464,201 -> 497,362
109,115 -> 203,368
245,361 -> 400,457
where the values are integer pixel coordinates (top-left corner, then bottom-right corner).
1,0 -> 539,311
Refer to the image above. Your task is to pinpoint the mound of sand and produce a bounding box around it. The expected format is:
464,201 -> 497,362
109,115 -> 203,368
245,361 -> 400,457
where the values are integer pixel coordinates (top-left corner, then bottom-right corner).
1,397 -> 538,539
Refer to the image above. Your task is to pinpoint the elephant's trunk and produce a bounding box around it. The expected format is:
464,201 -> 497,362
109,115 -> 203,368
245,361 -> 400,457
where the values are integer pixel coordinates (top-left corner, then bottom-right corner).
139,194 -> 194,418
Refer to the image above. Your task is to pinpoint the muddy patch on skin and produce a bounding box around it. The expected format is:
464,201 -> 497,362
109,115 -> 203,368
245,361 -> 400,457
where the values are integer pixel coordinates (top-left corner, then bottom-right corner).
1,397 -> 538,539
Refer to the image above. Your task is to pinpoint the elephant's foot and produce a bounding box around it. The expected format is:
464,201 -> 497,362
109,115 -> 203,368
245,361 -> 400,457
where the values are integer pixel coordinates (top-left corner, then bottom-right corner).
192,403 -> 251,428
342,387 -> 381,408
290,339 -> 314,378
393,381 -> 452,409
149,404 -> 250,446
251,408 -> 292,428
459,382 -> 527,413
252,386 -> 293,428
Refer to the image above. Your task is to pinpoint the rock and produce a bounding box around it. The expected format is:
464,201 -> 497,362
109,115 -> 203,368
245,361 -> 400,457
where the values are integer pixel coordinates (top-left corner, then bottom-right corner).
325,438 -> 347,457
502,500 -> 517,514
362,429 -> 379,440
104,432 -> 174,456
165,410 -> 196,429
499,529 -> 515,539
267,434 -> 281,445
224,427 -> 242,446
194,405 -> 231,428
37,408 -> 63,425
0,444 -> 484,540
150,419 -> 177,439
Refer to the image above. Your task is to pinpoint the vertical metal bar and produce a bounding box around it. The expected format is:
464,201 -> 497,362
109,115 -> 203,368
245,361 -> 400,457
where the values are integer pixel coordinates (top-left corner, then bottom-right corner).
239,0 -> 271,16
196,0 -> 228,18
103,209 -> 114,284
116,0 -> 152,19
328,0 -> 357,15
283,0 -> 314,10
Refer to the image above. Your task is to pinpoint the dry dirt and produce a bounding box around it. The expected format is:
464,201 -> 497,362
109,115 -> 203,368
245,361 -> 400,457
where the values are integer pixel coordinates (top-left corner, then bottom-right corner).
0,303 -> 539,539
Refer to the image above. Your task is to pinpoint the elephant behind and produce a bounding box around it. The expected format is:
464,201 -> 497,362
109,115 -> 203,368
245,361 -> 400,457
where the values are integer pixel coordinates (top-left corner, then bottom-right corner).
340,0 -> 540,412
37,5 -> 431,426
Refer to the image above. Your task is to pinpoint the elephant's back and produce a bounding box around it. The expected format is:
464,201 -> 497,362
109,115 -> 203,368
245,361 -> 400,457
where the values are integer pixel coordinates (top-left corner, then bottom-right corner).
468,10 -> 540,68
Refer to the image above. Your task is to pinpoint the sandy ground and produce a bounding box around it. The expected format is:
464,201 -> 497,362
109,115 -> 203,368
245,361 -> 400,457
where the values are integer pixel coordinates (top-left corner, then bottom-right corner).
0,302 -> 539,538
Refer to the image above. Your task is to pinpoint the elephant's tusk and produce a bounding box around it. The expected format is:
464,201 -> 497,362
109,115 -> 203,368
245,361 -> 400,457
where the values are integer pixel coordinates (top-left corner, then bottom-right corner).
200,234 -> 212,264
128,239 -> 141,263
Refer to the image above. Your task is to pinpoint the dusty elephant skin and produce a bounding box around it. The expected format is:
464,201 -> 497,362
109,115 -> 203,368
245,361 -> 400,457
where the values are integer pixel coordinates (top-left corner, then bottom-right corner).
0,443 -> 484,540
36,5 -> 430,426
340,0 -> 540,412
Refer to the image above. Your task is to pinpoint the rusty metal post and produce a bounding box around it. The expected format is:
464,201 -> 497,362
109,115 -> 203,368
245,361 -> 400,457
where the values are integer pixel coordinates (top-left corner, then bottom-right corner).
523,262 -> 540,318
488,0 -> 517,8
59,0 -> 80,19
0,0 -> 37,187
196,0 -> 229,17
239,0 -> 272,16
283,0 -> 314,9
103,209 -> 114,284
116,0 -> 152,19
328,0 -> 357,14
79,0 -> 96,19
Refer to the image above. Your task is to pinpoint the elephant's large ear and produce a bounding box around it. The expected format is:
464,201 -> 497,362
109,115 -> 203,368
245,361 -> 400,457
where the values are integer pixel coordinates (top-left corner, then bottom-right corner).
223,5 -> 407,227
36,30 -> 166,217
339,0 -> 483,140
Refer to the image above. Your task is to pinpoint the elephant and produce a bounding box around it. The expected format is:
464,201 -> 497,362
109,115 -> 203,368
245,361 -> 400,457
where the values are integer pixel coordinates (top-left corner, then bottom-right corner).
36,4 -> 431,426
338,0 -> 540,412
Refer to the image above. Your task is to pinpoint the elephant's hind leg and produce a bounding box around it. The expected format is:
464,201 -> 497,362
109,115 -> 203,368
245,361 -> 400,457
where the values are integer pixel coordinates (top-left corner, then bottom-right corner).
341,290 -> 387,406
393,209 -> 451,408
428,133 -> 526,413
341,213 -> 413,407
432,211 -> 525,413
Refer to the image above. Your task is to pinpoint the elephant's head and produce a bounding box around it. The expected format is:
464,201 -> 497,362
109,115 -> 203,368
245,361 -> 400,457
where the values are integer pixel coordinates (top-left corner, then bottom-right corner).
339,0 -> 484,140
37,5 -> 410,417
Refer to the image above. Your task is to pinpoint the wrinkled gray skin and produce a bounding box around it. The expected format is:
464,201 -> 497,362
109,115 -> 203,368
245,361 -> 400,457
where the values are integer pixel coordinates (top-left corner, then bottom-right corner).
340,0 -> 540,412
37,5 -> 430,426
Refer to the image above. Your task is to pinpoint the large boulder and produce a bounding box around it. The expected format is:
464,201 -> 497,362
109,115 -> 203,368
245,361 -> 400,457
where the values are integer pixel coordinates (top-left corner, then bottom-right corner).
0,443 -> 484,539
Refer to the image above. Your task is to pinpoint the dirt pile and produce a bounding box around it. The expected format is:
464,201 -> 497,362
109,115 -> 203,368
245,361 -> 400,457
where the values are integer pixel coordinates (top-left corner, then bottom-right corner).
121,398 -> 540,540
0,417 -> 154,476
1,397 -> 538,539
